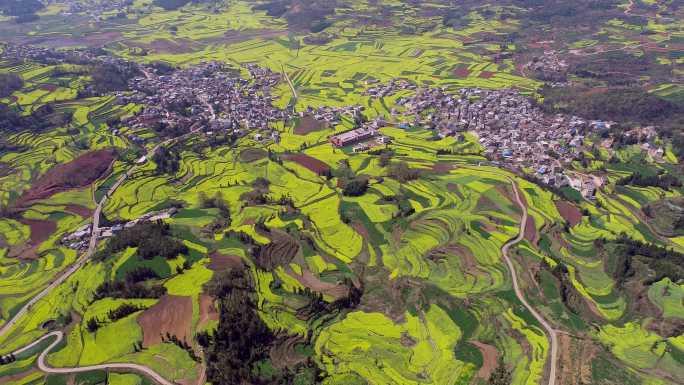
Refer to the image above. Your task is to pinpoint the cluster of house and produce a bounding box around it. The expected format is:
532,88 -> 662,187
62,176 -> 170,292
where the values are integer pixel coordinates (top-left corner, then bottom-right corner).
359,80 -> 624,198
567,173 -> 605,199
0,42 -> 120,67
523,50 -> 569,82
60,208 -> 178,251
55,0 -> 134,20
118,61 -> 290,140
299,104 -> 364,126
4,43 -> 668,202
362,78 -> 416,98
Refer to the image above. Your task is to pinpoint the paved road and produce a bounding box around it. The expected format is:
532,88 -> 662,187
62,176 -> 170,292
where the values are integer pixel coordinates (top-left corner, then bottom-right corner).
0,135 -> 189,380
0,120 -> 194,339
504,178 -> 558,385
10,331 -> 174,385
0,168 -> 128,338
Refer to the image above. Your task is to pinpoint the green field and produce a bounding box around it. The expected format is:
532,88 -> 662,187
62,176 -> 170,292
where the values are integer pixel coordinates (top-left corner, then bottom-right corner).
1,0 -> 683,384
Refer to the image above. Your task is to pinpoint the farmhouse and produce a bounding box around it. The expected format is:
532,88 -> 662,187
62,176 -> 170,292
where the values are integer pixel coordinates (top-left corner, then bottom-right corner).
330,128 -> 377,147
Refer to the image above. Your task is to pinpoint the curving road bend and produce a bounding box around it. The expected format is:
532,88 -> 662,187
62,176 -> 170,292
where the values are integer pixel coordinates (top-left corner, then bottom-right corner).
0,133 -> 189,339
0,169 -> 128,338
11,331 -> 174,385
504,178 -> 558,385
0,135 -> 191,383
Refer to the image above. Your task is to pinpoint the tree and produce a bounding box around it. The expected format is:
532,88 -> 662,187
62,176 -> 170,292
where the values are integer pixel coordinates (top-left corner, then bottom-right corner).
0,73 -> 23,97
389,161 -> 420,182
86,317 -> 99,333
98,221 -> 188,261
0,0 -> 43,16
152,146 -> 181,175
488,357 -> 512,385
204,269 -> 275,384
86,63 -> 140,95
378,151 -> 392,167
153,0 -> 191,10
342,178 -> 369,197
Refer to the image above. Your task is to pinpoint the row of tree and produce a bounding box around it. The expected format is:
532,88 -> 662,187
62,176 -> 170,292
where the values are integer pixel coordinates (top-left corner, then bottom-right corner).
0,0 -> 43,22
0,102 -> 73,134
152,146 -> 181,175
162,333 -> 201,362
0,73 -> 23,97
616,172 -> 682,191
99,221 -> 188,260
201,269 -> 278,384
609,235 -> 684,285
94,280 -> 167,300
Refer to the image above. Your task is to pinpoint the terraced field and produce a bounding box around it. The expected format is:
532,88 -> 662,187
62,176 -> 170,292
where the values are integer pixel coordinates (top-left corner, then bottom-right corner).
1,1 -> 684,385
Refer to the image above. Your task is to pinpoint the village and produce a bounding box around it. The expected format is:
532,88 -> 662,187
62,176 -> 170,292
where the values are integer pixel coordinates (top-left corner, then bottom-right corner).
118,61 -> 292,142
1,44 -> 667,201
60,208 -> 178,252
54,0 -> 135,21
0,42 -> 122,67
334,81 -> 667,200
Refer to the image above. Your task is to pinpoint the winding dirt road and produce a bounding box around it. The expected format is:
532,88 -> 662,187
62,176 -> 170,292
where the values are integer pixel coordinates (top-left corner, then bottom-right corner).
11,331 -> 174,385
504,178 -> 558,385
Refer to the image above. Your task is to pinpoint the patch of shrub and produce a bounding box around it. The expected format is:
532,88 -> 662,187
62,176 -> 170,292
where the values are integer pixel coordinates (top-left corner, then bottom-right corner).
0,73 -> 23,97
342,178 -> 368,196
100,221 -> 188,260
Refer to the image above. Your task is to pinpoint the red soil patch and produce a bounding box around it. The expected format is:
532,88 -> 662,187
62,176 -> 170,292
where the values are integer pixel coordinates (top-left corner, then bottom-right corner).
23,32 -> 123,48
644,43 -> 673,53
10,218 -> 57,259
555,200 -> 582,227
457,36 -> 478,44
207,251 -> 243,271
20,218 -> 56,245
198,294 -> 218,329
283,153 -> 330,175
583,87 -> 609,96
453,65 -> 471,78
131,38 -> 200,54
269,334 -> 307,369
15,149 -> 116,207
524,214 -> 538,245
294,115 -> 325,135
65,204 -> 93,218
40,84 -> 57,92
478,71 -> 494,79
291,268 -> 349,300
351,222 -> 369,239
431,162 -> 456,174
138,295 -> 193,347
471,341 -> 499,379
